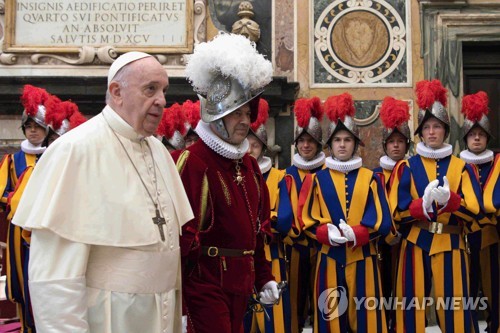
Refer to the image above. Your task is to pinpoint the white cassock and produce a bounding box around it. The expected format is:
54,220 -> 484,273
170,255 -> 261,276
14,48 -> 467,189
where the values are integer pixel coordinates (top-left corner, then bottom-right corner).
12,106 -> 193,333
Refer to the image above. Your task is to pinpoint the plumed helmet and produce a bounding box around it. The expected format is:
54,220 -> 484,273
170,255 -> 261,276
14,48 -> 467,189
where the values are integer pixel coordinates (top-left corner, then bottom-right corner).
157,103 -> 187,150
185,32 -> 273,124
414,79 -> 449,136
182,99 -> 201,136
20,84 -> 50,129
324,93 -> 364,146
379,96 -> 411,151
461,91 -> 492,142
293,96 -> 324,145
45,98 -> 86,136
249,98 -> 269,148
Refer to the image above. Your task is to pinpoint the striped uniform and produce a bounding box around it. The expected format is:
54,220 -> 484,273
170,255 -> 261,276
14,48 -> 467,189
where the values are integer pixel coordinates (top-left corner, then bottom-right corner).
0,150 -> 39,333
276,164 -> 324,332
480,154 -> 500,332
245,167 -> 293,332
389,153 -> 488,333
373,165 -> 401,332
300,166 -> 394,333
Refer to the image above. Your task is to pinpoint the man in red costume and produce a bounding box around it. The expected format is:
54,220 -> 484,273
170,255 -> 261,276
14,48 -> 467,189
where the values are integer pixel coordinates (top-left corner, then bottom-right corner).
173,33 -> 280,333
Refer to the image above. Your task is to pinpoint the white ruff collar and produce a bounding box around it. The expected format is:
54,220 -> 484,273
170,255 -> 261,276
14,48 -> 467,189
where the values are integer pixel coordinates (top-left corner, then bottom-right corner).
459,149 -> 494,165
258,156 -> 272,174
416,142 -> 452,160
196,121 -> 249,160
326,156 -> 362,173
379,155 -> 398,171
292,152 -> 326,170
20,139 -> 46,155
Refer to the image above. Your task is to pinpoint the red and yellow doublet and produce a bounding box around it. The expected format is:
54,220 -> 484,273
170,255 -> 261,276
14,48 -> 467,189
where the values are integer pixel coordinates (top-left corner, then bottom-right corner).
246,166 -> 293,333
478,153 -> 500,332
0,150 -> 38,333
0,150 -> 39,332
300,166 -> 392,333
390,153 -> 486,333
0,151 -> 37,207
276,164 -> 324,332
172,140 -> 273,333
373,164 -> 401,332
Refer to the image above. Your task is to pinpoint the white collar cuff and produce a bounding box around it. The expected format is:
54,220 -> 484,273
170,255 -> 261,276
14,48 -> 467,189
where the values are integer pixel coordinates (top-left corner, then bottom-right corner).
416,142 -> 453,159
292,152 -> 326,170
459,149 -> 494,165
379,155 -> 398,171
258,156 -> 272,174
196,121 -> 249,160
325,156 -> 363,173
20,139 -> 46,155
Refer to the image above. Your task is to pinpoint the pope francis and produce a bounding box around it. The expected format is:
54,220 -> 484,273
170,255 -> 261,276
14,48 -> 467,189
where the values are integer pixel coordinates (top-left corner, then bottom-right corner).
12,52 -> 193,333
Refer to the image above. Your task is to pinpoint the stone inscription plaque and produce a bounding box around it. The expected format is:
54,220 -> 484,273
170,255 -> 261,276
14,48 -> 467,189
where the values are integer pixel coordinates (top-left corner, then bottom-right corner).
4,0 -> 192,53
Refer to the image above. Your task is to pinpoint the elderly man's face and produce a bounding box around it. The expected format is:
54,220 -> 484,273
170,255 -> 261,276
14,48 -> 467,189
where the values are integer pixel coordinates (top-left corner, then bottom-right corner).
220,104 -> 251,145
110,57 -> 169,137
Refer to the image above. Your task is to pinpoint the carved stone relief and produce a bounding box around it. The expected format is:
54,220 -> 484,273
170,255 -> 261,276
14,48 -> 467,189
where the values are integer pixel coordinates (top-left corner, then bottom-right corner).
231,1 -> 260,42
274,0 -> 294,80
312,0 -> 411,87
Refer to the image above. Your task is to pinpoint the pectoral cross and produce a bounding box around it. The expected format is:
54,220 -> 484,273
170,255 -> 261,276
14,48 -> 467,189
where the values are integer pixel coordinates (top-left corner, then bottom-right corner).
152,207 -> 166,241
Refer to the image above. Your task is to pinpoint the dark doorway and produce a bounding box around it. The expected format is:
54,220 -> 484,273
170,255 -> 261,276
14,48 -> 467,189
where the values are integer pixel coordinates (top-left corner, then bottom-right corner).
463,42 -> 500,153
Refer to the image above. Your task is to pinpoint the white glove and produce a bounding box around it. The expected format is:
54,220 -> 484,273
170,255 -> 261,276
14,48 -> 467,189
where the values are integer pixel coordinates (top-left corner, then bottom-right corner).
431,176 -> 450,205
338,219 -> 356,246
423,179 -> 439,211
422,179 -> 438,220
259,281 -> 280,305
182,316 -> 187,333
326,223 -> 348,246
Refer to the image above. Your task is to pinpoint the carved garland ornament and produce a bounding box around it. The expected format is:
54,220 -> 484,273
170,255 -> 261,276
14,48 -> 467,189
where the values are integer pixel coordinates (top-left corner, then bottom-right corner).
314,0 -> 407,85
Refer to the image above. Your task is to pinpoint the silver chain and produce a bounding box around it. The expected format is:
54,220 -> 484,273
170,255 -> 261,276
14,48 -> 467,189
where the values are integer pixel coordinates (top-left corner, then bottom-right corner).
106,120 -> 161,212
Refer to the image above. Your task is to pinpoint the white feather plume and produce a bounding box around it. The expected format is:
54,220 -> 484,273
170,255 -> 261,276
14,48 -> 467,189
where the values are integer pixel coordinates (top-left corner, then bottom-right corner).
185,32 -> 273,95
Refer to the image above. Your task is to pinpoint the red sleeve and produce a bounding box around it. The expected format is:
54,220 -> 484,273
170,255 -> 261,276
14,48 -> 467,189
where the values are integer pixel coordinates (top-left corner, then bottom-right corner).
175,152 -> 211,276
409,198 -> 430,221
316,224 -> 331,246
440,191 -> 461,213
351,225 -> 369,248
